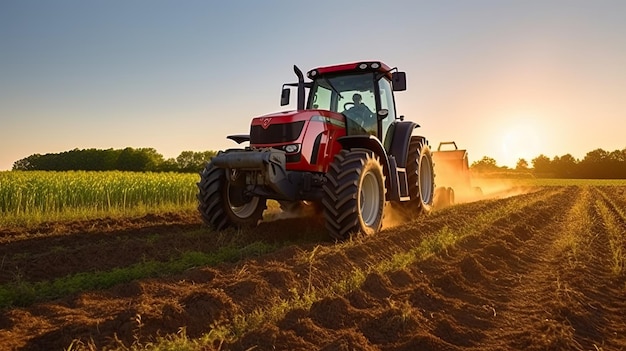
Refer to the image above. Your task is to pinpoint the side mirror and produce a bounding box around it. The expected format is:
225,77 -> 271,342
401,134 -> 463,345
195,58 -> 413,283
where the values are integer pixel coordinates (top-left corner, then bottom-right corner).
377,109 -> 389,120
280,88 -> 290,106
391,72 -> 406,91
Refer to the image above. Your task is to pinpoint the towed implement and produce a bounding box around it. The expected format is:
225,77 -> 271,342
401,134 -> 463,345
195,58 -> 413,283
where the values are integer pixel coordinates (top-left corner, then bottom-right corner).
197,61 -> 435,240
432,141 -> 482,207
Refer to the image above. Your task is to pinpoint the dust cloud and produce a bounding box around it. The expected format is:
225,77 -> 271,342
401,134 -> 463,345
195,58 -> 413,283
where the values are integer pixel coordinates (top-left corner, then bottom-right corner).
382,203 -> 410,229
469,177 -> 534,201
433,159 -> 534,205
264,201 -> 320,222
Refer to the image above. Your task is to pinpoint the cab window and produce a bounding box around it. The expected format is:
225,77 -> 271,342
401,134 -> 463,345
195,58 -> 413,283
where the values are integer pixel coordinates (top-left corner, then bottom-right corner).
378,77 -> 396,146
310,85 -> 332,110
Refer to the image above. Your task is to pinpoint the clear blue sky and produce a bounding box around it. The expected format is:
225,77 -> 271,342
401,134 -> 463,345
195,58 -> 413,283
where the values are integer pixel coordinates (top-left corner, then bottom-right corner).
1,0 -> 625,170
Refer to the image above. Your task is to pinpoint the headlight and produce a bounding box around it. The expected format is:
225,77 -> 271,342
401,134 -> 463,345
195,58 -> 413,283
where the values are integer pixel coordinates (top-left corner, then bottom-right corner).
283,144 -> 301,153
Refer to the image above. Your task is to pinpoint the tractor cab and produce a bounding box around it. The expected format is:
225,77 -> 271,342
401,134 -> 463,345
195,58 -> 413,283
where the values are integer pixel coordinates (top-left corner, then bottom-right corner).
281,61 -> 407,148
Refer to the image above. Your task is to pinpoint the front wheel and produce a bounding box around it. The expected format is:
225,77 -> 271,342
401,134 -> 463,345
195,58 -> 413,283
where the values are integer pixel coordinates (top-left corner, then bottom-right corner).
197,163 -> 266,230
322,149 -> 386,240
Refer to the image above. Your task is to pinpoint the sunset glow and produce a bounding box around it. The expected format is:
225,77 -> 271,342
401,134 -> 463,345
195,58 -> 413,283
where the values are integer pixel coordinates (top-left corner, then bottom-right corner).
498,116 -> 544,168
1,1 -> 625,170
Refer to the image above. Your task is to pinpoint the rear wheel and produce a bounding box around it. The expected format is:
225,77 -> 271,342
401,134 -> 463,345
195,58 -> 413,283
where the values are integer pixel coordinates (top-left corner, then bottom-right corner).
322,149 -> 385,240
197,162 -> 266,230
403,137 -> 435,215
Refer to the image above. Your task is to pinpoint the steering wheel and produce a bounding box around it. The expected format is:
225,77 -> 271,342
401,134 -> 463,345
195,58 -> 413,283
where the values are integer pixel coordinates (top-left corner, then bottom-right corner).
343,102 -> 354,111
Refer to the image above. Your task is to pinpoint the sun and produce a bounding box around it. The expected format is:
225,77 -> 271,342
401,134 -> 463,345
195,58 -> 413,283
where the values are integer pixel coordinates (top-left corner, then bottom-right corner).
499,120 -> 543,168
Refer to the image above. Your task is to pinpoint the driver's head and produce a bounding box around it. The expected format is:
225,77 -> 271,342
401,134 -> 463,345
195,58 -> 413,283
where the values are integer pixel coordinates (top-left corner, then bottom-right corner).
352,93 -> 362,104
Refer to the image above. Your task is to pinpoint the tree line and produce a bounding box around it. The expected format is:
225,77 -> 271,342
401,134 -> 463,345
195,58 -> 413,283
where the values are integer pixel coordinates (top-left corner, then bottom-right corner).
471,147 -> 626,179
13,146 -> 626,178
12,148 -> 217,173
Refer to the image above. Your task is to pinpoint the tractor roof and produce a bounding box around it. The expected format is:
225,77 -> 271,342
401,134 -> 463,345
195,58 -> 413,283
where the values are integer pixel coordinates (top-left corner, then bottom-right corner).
307,61 -> 393,80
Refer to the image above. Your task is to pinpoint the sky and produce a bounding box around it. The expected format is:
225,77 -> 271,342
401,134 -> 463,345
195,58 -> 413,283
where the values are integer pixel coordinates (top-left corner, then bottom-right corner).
1,0 -> 625,171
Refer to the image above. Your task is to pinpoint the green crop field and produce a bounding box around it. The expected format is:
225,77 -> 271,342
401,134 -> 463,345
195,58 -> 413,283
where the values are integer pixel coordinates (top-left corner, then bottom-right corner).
0,171 -> 199,227
2,170 -> 624,229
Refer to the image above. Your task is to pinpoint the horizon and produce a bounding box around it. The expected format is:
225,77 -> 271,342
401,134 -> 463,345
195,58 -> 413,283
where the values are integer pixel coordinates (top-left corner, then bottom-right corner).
2,1 -> 625,171
5,143 -> 626,173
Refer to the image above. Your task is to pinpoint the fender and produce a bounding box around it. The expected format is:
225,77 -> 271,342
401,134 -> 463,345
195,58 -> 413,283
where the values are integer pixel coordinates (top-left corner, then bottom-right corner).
227,134 -> 251,144
388,121 -> 420,168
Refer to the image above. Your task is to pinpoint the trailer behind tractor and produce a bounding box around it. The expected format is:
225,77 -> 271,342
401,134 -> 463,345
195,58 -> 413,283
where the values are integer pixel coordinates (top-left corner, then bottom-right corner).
432,141 -> 482,207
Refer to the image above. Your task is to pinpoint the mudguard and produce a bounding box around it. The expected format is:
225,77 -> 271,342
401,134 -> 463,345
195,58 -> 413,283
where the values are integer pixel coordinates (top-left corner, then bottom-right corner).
336,135 -> 391,174
388,121 -> 419,168
227,134 -> 251,144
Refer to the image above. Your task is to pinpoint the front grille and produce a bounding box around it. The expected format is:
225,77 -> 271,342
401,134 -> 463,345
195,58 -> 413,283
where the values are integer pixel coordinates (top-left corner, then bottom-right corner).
250,121 -> 305,144
286,153 -> 301,163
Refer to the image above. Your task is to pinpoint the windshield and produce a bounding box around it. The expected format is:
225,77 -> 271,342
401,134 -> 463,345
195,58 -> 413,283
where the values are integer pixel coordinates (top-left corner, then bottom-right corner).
308,73 -> 375,112
308,73 -> 377,135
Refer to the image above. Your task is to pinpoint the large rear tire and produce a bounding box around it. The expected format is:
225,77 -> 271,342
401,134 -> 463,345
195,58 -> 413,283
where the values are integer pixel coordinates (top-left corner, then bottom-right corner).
322,149 -> 385,240
403,137 -> 435,215
197,162 -> 266,230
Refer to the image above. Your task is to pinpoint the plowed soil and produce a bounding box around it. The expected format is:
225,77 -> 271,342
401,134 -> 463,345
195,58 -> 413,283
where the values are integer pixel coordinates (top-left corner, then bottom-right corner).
1,185 -> 625,350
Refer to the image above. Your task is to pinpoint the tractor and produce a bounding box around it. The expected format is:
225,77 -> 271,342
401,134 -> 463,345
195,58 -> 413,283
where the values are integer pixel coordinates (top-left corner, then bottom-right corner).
197,61 -> 435,240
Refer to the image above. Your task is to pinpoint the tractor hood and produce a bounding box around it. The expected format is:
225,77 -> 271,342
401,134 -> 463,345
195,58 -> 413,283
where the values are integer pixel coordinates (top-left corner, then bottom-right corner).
248,110 -> 345,146
251,110 -> 345,129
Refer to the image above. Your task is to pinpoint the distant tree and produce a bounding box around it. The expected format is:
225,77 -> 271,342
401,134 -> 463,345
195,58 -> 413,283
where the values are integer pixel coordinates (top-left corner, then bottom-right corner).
12,154 -> 41,170
176,150 -> 216,172
470,156 -> 499,172
583,148 -> 610,167
532,154 -> 553,176
607,150 -> 626,178
116,147 -> 164,172
158,158 -> 179,172
12,147 -> 220,172
552,154 -> 578,178
515,158 -> 529,171
617,148 -> 626,178
577,148 -> 626,179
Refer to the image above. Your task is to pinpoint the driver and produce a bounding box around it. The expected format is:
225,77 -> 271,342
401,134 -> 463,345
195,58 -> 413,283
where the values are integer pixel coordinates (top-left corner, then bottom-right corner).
348,93 -> 374,119
343,93 -> 377,135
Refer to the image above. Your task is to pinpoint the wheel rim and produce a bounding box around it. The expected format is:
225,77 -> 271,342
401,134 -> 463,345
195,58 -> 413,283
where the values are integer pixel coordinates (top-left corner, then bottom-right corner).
419,156 -> 434,203
359,170 -> 381,226
227,186 -> 260,219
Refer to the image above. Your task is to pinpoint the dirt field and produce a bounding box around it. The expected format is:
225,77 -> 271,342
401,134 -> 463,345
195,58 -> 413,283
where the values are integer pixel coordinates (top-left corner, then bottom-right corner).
1,185 -> 625,350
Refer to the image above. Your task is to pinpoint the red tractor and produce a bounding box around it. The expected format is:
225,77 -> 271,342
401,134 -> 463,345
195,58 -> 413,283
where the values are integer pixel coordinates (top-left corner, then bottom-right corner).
197,61 -> 435,240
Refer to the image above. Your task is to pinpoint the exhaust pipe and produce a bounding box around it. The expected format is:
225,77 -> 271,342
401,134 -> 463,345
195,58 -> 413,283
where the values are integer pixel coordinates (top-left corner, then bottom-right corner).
293,65 -> 305,110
